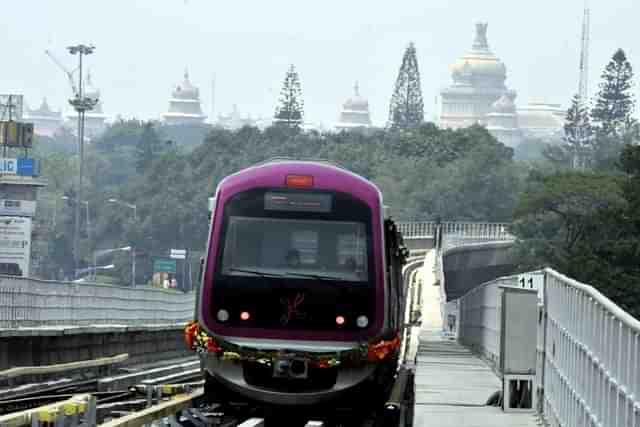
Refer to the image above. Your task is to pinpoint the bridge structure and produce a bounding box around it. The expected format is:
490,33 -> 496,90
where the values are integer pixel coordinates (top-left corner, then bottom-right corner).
399,221 -> 640,427
0,221 -> 638,427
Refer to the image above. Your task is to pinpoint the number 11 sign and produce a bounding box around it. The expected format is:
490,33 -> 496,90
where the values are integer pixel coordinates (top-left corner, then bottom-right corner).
517,271 -> 544,304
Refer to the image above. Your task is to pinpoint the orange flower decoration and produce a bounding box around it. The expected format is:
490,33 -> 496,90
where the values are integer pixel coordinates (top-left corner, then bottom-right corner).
184,321 -> 199,349
367,335 -> 401,362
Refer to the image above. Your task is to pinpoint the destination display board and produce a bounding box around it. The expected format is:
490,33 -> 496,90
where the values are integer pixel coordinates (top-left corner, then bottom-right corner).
0,216 -> 31,277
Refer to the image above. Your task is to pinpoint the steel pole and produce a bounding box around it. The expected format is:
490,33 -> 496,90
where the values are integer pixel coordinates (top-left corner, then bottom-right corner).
131,247 -> 136,287
73,51 -> 84,279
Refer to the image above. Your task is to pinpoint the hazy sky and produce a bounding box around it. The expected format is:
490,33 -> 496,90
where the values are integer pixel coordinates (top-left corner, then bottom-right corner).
2,0 -> 639,128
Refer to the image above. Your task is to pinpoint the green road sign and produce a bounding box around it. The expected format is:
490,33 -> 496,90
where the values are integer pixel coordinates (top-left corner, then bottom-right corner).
154,258 -> 177,273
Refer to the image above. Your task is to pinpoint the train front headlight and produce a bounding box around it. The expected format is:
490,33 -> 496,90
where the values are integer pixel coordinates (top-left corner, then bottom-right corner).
357,315 -> 369,328
217,309 -> 229,322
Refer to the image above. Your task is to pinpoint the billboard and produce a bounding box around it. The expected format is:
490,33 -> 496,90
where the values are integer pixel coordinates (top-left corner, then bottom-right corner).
0,158 -> 39,177
0,216 -> 31,277
0,122 -> 34,148
153,258 -> 177,273
0,200 -> 36,217
0,95 -> 23,121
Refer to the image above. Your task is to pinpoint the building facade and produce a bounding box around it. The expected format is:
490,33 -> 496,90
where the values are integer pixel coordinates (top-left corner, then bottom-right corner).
335,82 -> 372,131
162,70 -> 207,125
439,23 -> 566,147
486,92 -> 523,148
439,23 -> 511,131
23,98 -> 63,137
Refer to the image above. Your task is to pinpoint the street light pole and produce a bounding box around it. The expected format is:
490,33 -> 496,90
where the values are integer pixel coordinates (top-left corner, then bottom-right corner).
68,44 -> 97,279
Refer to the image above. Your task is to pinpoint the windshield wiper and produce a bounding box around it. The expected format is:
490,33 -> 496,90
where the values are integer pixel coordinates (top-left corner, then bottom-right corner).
285,272 -> 344,281
227,268 -> 283,278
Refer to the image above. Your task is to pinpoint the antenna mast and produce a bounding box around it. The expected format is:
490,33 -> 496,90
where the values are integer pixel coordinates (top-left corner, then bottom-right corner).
573,1 -> 591,169
578,1 -> 590,107
211,74 -> 216,122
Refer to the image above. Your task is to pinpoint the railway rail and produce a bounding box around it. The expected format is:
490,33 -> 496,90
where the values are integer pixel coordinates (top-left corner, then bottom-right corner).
0,355 -> 202,420
0,364 -> 414,427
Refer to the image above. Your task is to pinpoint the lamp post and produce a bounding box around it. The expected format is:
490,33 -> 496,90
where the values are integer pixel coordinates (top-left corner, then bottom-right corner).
67,44 -> 97,279
93,246 -> 130,283
108,199 -> 137,286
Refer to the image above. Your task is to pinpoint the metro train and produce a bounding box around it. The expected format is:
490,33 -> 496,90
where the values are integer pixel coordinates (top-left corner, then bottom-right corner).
187,159 -> 409,414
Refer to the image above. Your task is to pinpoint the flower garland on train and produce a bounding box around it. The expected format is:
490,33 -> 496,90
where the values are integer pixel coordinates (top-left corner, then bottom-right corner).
184,321 -> 400,368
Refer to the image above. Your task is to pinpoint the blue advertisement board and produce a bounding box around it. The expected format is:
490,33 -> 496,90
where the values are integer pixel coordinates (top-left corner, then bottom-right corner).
17,158 -> 37,176
0,158 -> 39,177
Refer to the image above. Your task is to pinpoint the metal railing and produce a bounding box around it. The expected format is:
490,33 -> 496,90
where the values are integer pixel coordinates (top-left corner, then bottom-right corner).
397,221 -> 513,239
451,267 -> 640,427
541,268 -> 640,427
0,276 -> 195,328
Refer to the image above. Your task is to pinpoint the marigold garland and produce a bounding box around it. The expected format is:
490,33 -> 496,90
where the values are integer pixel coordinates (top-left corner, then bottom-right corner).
183,321 -> 401,368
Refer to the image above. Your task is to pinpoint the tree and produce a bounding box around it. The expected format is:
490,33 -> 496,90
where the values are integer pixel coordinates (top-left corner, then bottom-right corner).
388,42 -> 424,130
563,94 -> 593,169
274,64 -> 304,128
592,49 -> 637,137
512,171 -> 626,276
136,122 -> 163,173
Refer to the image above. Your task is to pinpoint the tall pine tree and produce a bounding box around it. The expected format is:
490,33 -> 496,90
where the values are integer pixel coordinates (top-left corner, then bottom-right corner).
591,49 -> 637,137
136,122 -> 163,174
388,42 -> 424,130
274,64 -> 304,128
564,94 -> 593,169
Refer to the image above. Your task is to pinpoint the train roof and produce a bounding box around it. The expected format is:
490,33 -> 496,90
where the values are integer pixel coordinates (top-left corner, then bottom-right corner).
215,158 -> 383,206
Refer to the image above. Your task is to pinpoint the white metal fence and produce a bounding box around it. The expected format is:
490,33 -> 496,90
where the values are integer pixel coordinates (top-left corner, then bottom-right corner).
0,276 -> 195,328
451,267 -> 640,427
397,221 -> 513,239
541,269 -> 640,427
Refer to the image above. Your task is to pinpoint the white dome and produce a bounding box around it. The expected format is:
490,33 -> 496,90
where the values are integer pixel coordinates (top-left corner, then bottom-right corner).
450,23 -> 507,86
491,91 -> 517,114
172,70 -> 200,100
343,82 -> 369,111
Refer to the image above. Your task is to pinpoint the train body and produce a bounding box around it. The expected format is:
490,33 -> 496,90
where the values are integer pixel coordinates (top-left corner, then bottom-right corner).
194,159 -> 408,409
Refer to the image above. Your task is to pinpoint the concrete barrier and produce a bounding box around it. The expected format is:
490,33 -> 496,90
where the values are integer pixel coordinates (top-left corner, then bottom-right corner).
0,276 -> 194,328
0,324 -> 190,372
441,241 -> 516,301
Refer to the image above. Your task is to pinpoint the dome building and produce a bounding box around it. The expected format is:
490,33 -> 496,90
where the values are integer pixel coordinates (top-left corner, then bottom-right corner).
486,92 -> 523,148
24,98 -> 63,137
162,70 -> 207,125
335,82 -> 372,131
439,22 -> 565,147
516,102 -> 566,141
439,23 -> 512,130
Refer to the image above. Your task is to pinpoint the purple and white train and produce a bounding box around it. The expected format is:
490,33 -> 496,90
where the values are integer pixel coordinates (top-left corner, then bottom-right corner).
195,159 -> 408,411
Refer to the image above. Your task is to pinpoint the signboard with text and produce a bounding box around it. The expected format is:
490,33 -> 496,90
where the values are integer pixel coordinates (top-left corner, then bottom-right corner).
0,216 -> 31,277
0,122 -> 33,147
153,258 -> 177,274
0,199 -> 36,217
170,249 -> 186,260
0,95 -> 23,121
0,158 -> 39,176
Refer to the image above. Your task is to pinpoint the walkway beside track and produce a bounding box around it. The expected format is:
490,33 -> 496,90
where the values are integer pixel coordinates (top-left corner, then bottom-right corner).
412,251 -> 538,427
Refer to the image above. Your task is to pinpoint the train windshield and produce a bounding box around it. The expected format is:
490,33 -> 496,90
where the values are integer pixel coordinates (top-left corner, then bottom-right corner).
216,188 -> 373,283
221,217 -> 368,282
